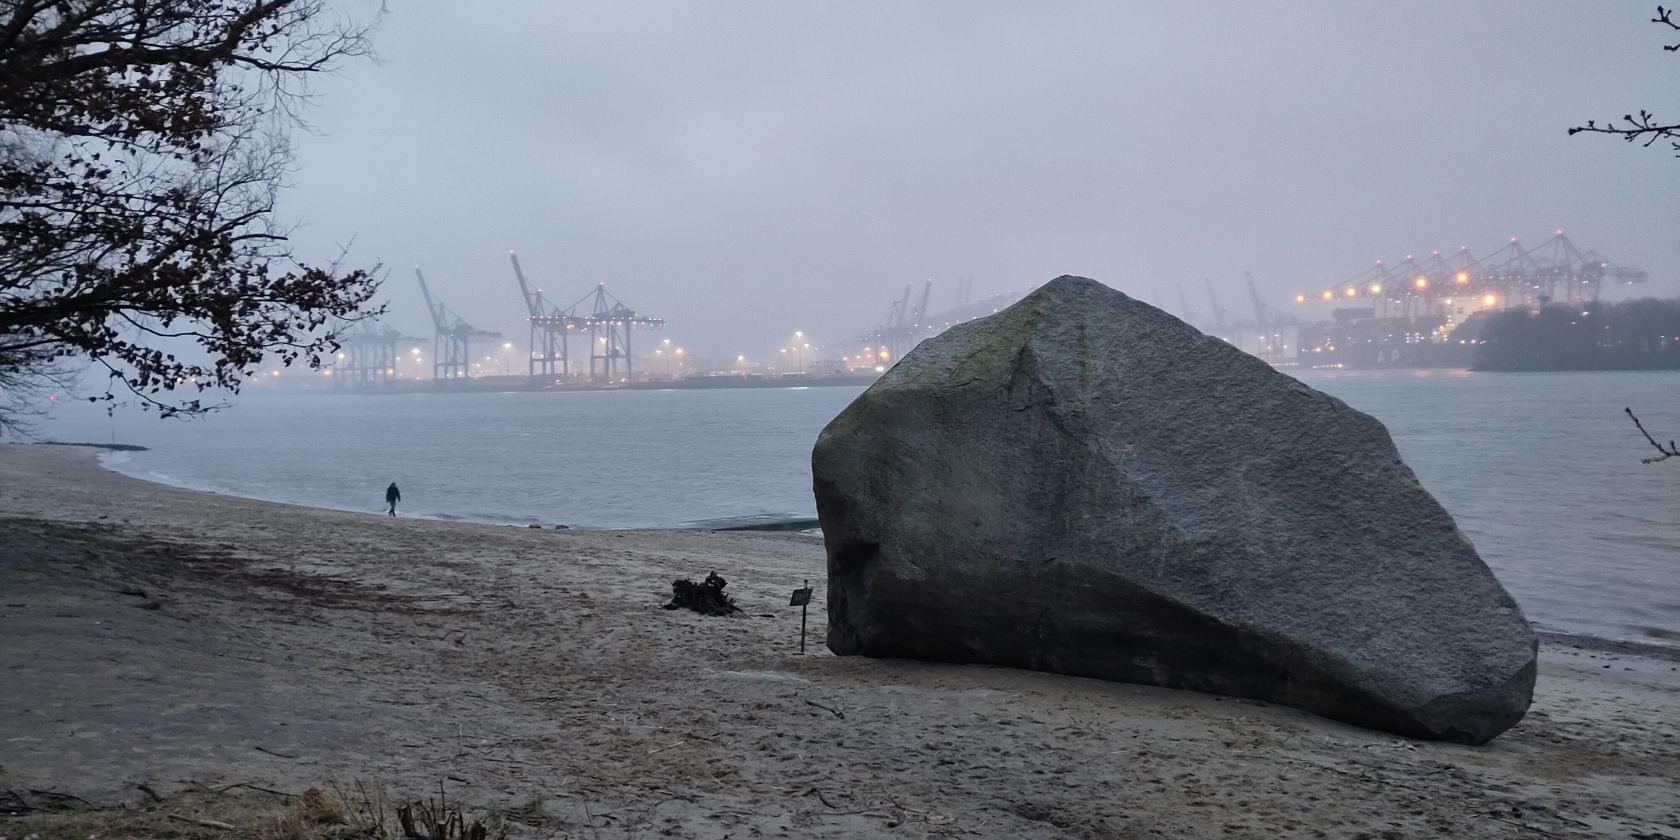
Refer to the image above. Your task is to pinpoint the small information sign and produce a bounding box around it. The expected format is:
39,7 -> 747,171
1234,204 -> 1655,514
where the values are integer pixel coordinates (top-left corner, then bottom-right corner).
791,581 -> 814,653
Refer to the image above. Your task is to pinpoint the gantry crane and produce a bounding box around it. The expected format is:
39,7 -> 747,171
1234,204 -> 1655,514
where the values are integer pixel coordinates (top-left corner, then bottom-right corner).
1245,270 -> 1286,364
508,252 -> 580,381
1299,230 -> 1648,313
415,268 -> 502,380
1176,282 -> 1199,330
551,283 -> 663,383
1204,277 -> 1231,339
328,318 -> 426,389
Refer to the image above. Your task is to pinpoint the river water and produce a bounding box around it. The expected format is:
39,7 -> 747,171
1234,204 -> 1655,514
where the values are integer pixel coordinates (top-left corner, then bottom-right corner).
33,369 -> 1680,646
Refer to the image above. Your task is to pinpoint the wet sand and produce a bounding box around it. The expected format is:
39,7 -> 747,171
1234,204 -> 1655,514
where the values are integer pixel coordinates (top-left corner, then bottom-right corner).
1,444 -> 1677,839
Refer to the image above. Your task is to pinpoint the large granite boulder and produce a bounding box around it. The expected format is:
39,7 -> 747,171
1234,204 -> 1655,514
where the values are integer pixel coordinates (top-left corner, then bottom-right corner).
812,275 -> 1536,745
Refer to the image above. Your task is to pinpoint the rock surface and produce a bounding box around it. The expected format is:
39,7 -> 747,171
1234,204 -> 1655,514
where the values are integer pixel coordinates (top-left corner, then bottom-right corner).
812,275 -> 1537,744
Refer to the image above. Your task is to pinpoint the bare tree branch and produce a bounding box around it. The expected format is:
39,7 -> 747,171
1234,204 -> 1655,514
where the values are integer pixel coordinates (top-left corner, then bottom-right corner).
1625,407 -> 1679,464
1568,6 -> 1680,156
0,1 -> 385,429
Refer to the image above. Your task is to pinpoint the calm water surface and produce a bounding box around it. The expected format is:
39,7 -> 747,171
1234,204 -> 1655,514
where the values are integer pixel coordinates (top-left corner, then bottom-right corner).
37,370 -> 1680,645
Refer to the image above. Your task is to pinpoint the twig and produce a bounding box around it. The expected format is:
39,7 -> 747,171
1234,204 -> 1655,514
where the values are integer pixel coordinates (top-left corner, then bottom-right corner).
804,699 -> 845,719
27,789 -> 94,808
193,781 -> 299,798
167,814 -> 237,830
804,787 -> 840,809
254,745 -> 298,759
1625,407 -> 1678,463
582,801 -> 602,840
136,783 -> 164,802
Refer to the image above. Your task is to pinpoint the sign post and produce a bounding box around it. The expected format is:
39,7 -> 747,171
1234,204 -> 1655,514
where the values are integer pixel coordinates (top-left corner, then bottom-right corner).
789,580 -> 813,654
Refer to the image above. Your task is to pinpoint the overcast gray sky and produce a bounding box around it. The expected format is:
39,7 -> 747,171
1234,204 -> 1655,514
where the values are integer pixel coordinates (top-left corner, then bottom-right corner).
281,1 -> 1679,362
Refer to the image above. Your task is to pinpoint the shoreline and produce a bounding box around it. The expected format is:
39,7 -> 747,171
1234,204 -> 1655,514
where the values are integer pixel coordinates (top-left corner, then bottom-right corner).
82,444 -> 821,534
4,445 -> 1679,838
63,441 -> 1680,653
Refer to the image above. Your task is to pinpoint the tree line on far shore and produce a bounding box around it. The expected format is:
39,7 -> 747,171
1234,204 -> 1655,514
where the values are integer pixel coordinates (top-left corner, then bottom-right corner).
1471,298 -> 1680,372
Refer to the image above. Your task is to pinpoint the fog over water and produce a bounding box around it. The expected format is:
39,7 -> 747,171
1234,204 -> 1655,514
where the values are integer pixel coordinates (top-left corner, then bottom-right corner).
276,2 -> 1678,360
39,369 -> 1680,648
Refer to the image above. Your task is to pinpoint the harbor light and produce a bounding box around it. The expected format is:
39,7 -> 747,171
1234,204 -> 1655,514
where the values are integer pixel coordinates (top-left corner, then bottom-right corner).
1483,294 -> 1497,307
1295,294 -> 1306,304
1344,287 -> 1357,298
1414,276 -> 1429,290
1321,290 -> 1334,301
1456,272 -> 1470,285
410,348 -> 420,355
1369,283 -> 1382,295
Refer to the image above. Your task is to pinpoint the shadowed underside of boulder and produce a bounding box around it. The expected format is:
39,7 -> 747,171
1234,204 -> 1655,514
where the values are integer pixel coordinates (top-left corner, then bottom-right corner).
812,275 -> 1536,745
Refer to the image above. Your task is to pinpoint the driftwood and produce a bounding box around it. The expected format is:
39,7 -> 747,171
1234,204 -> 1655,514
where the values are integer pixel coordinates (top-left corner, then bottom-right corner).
663,571 -> 742,616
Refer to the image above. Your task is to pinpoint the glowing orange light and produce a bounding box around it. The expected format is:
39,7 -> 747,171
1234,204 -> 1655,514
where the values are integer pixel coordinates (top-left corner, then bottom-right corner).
1369,283 -> 1382,295
1414,276 -> 1429,290
1482,294 -> 1497,307
1345,287 -> 1358,298
1455,272 -> 1469,285
1321,290 -> 1334,301
1295,294 -> 1307,304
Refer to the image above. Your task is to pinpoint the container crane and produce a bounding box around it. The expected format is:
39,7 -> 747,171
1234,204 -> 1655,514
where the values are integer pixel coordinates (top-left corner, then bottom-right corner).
1204,277 -> 1230,338
1245,270 -> 1286,364
415,268 -> 502,380
911,280 -> 933,332
1176,282 -> 1199,330
554,283 -> 663,383
508,252 -> 579,381
327,318 -> 425,388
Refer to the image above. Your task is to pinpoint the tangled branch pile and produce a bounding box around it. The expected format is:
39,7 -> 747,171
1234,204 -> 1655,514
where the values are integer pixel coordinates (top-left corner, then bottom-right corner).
663,571 -> 742,616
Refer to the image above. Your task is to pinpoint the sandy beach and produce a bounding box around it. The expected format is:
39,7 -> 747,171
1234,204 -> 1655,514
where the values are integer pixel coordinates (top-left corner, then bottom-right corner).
1,444 -> 1677,839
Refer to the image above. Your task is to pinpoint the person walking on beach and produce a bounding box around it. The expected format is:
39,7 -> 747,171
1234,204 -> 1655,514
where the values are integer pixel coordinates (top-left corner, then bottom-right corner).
385,482 -> 401,517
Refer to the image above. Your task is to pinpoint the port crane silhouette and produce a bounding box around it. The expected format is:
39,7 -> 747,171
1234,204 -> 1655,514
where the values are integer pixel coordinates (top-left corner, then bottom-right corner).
414,268 -> 502,380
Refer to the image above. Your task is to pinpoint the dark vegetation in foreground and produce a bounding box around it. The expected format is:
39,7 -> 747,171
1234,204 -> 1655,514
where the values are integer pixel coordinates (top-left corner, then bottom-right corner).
1,784 -> 511,840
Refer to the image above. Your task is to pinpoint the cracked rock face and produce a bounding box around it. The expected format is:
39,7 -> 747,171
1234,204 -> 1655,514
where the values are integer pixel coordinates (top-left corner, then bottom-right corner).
812,275 -> 1536,745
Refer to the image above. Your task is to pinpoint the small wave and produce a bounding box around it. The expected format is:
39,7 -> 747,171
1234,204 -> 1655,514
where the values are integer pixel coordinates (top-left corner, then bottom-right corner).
1630,624 -> 1680,644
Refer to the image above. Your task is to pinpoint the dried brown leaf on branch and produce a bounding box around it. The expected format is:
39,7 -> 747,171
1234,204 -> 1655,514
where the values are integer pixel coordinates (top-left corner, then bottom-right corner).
0,1 -> 386,426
